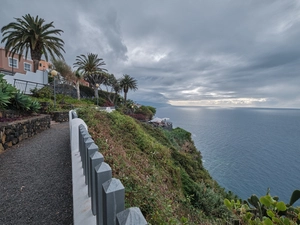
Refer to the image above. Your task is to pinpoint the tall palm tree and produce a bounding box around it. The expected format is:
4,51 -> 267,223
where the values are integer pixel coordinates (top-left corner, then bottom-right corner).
1,14 -> 65,72
120,74 -> 138,104
73,53 -> 107,98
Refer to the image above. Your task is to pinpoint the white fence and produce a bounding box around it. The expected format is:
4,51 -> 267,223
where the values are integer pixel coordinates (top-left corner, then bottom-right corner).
69,110 -> 147,225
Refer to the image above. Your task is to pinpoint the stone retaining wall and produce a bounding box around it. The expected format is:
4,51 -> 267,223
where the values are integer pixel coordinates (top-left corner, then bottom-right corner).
51,112 -> 69,123
0,115 -> 51,153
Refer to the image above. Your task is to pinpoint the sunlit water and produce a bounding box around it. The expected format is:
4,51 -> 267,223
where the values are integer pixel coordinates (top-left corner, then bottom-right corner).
156,106 -> 300,203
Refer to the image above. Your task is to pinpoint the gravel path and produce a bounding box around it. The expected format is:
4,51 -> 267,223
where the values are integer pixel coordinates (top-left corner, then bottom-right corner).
0,122 -> 73,225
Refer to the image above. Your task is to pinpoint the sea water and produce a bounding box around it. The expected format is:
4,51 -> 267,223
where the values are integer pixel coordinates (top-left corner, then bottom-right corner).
155,106 -> 300,204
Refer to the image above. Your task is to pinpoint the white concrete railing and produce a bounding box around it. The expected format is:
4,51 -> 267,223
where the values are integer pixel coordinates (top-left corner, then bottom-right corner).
69,110 -> 147,225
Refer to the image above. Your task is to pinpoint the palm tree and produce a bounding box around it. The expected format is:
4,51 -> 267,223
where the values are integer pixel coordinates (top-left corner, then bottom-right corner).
74,70 -> 83,100
120,74 -> 138,104
73,53 -> 107,99
1,14 -> 65,72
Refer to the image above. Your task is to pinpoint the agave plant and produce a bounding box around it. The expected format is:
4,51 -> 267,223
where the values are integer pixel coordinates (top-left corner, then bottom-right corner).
10,91 -> 31,111
0,73 -> 17,109
0,91 -> 10,108
29,100 -> 41,113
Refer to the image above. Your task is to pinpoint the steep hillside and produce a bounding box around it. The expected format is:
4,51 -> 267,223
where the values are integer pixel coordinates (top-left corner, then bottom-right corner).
77,108 -> 236,224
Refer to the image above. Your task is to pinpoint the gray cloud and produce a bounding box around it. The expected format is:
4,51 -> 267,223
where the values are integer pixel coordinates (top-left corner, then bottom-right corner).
1,0 -> 300,108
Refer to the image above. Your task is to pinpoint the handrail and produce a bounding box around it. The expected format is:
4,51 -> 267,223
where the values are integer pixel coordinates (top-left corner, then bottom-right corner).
13,79 -> 46,94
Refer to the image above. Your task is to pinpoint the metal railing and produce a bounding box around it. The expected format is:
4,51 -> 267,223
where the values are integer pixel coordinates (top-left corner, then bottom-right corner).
70,111 -> 147,225
13,79 -> 45,94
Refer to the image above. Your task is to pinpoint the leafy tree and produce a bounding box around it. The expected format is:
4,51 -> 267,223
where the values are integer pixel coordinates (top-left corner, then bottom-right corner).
73,53 -> 107,99
103,73 -> 121,105
119,74 -> 138,104
1,14 -> 65,72
50,58 -> 74,102
51,59 -> 85,100
50,58 -> 73,84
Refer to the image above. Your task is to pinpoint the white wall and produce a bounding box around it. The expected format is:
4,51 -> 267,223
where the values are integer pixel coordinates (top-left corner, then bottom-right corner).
4,70 -> 48,94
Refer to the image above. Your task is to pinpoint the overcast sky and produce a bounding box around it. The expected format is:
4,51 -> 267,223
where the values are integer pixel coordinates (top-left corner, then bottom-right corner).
1,0 -> 300,108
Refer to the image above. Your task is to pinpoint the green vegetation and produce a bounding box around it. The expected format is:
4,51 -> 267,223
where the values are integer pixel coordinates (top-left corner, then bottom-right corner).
30,86 -> 93,113
120,74 -> 138,103
224,189 -> 300,224
77,107 -> 236,224
0,73 -> 40,113
73,53 -> 107,99
1,14 -> 65,72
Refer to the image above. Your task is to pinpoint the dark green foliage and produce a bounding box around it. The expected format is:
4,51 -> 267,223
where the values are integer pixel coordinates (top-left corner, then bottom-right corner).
165,127 -> 193,148
119,74 -> 138,103
1,14 -> 65,72
140,122 -> 173,147
79,85 -> 94,97
10,92 -> 31,111
225,189 -> 300,224
0,74 -> 16,109
135,105 -> 155,120
290,190 -> 300,206
0,73 -> 40,112
180,169 -> 229,217
146,105 -> 156,115
31,86 -> 53,98
29,99 -> 41,112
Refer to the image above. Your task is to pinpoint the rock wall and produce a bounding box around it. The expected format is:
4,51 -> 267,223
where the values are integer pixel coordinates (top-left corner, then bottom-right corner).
0,115 -> 51,152
51,112 -> 69,123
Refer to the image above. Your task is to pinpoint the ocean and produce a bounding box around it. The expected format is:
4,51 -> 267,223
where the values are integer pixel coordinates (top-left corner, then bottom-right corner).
155,106 -> 300,204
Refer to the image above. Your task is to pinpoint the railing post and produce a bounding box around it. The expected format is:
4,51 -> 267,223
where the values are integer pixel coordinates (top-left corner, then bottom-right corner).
86,142 -> 98,187
116,207 -> 147,225
90,152 -> 104,215
79,125 -> 88,157
78,125 -> 91,169
95,162 -> 112,225
24,81 -> 28,94
83,137 -> 94,176
102,178 -> 125,225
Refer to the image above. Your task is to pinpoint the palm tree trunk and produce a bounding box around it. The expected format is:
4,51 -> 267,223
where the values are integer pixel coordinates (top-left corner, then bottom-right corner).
33,59 -> 39,72
31,47 -> 43,73
76,81 -> 80,100
124,92 -> 127,104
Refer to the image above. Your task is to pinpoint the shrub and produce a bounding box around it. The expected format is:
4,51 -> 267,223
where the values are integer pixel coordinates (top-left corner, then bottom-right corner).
224,189 -> 300,224
135,105 -> 155,120
30,86 -> 53,98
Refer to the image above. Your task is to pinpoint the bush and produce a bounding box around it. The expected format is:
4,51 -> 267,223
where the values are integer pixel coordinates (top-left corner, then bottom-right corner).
135,105 -> 155,120
224,190 -> 300,224
31,86 -> 53,98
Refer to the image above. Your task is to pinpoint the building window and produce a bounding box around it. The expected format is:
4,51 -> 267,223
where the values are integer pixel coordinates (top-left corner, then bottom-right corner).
8,58 -> 18,68
24,63 -> 31,72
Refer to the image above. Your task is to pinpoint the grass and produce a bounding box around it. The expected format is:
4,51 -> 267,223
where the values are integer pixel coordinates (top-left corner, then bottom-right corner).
77,107 -> 236,224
